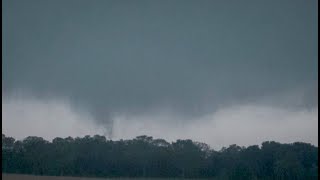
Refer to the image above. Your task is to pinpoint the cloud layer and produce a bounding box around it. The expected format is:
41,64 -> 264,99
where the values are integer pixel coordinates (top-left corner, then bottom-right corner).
2,0 -> 318,145
2,93 -> 318,149
3,0 -> 318,125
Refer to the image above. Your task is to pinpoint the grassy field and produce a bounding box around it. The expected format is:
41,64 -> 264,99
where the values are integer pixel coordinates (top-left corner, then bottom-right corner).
3,174 -> 111,180
2,174 -> 205,180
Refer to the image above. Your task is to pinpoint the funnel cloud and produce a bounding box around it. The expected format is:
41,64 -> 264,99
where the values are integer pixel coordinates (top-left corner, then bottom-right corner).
2,0 -> 318,146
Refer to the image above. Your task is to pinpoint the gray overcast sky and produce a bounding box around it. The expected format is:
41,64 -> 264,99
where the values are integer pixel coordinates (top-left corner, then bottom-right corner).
2,0 -> 318,147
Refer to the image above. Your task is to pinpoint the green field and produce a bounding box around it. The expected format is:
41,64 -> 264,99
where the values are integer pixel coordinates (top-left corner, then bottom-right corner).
2,174 -> 204,180
3,174 -> 109,180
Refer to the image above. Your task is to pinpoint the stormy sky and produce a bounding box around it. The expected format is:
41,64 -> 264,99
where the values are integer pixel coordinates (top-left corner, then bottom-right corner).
2,0 -> 318,149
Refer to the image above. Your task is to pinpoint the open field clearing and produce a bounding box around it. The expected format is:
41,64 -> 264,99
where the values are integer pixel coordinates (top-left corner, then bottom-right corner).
3,174 -> 110,180
2,174 -> 206,180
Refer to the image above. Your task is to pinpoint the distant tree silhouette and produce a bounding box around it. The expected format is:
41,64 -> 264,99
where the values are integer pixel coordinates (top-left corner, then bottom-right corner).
2,134 -> 318,179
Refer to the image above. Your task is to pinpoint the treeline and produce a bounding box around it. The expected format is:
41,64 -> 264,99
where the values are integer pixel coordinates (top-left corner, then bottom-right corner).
2,134 -> 318,179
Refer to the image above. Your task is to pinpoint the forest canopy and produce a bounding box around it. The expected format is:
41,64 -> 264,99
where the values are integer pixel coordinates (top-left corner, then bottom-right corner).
2,134 -> 318,179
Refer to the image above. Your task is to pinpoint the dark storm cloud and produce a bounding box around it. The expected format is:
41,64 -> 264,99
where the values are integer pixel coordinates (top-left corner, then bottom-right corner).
3,0 -> 318,128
